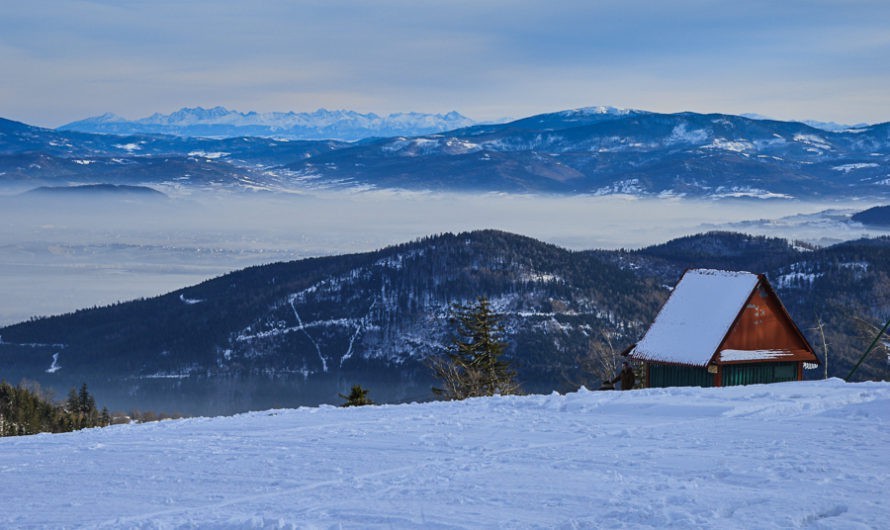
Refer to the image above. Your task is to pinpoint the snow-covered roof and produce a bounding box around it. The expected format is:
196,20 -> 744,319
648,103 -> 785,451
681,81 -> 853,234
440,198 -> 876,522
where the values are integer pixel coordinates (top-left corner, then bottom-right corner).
631,269 -> 760,366
718,349 -> 795,362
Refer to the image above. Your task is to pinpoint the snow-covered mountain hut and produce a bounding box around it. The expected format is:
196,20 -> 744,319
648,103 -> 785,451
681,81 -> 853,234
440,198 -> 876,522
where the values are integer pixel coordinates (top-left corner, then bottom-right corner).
628,269 -> 819,387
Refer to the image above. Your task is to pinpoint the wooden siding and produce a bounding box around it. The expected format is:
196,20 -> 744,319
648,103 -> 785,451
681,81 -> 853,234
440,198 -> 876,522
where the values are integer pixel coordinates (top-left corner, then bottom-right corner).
716,281 -> 817,365
648,363 -> 714,388
721,362 -> 800,386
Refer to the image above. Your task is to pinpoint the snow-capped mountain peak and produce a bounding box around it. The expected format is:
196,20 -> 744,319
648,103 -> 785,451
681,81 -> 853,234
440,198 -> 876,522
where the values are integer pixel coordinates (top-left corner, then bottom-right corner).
91,112 -> 128,123
155,106 -> 233,124
563,105 -> 639,116
59,107 -> 478,140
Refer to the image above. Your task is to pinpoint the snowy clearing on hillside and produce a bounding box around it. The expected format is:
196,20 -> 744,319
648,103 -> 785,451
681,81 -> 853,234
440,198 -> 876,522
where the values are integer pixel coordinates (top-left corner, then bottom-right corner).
1,379 -> 888,528
832,163 -> 879,173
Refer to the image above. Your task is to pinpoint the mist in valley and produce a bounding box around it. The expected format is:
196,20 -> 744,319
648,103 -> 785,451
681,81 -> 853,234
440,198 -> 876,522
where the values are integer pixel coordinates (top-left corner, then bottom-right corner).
0,189 -> 886,326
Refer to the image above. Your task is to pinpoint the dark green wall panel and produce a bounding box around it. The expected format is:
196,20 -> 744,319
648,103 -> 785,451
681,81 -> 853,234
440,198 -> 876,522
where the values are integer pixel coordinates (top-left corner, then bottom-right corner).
722,362 -> 798,386
648,364 -> 713,388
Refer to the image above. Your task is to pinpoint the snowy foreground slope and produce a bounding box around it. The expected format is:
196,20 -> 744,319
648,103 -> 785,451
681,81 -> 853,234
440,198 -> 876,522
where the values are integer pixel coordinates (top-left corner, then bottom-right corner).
1,380 -> 888,529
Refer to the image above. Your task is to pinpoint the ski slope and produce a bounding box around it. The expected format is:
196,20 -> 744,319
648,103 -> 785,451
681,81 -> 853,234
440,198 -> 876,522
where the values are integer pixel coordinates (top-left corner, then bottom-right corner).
1,379 -> 888,528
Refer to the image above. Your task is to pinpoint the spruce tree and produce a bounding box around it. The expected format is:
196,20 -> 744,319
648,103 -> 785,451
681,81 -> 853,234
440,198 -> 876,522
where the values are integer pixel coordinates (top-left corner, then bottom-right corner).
339,385 -> 373,407
66,387 -> 81,429
431,297 -> 520,400
100,407 -> 111,426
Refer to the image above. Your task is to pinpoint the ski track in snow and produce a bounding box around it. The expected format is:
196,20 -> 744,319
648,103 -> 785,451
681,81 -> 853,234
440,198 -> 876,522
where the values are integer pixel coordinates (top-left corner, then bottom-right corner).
340,323 -> 362,368
288,296 -> 328,372
340,300 -> 375,368
45,352 -> 61,373
0,379 -> 888,528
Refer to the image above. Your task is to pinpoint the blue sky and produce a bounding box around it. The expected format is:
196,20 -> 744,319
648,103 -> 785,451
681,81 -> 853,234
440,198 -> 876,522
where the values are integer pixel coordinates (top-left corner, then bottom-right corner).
2,0 -> 888,127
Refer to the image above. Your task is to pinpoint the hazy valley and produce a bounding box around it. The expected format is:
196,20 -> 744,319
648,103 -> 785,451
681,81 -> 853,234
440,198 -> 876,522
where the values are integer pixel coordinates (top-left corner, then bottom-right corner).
2,105 -> 889,415
2,189 -> 887,326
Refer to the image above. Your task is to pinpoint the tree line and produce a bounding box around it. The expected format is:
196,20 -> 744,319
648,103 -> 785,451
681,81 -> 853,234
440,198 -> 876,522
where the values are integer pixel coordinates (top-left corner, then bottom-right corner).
0,381 -> 110,437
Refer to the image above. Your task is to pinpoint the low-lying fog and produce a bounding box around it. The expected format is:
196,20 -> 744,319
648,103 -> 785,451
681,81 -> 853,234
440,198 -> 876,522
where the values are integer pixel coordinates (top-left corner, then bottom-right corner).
1,190 -> 886,326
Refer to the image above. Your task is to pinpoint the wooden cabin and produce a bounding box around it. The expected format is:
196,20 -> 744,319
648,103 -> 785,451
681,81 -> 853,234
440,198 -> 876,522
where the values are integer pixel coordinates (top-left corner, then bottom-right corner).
628,269 -> 819,388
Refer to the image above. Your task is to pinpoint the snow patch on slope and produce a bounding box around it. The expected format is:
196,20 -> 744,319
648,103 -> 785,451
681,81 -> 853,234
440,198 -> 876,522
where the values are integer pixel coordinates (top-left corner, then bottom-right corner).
668,123 -> 710,144
187,151 -> 229,160
179,294 -> 204,305
793,134 -> 832,151
45,352 -> 61,373
702,138 -> 754,153
833,163 -> 879,173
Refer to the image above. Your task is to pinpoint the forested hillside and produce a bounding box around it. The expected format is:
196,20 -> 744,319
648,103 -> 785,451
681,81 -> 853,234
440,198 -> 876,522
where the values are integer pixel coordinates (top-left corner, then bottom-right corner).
853,205 -> 890,227
0,231 -> 665,414
1,231 -> 887,415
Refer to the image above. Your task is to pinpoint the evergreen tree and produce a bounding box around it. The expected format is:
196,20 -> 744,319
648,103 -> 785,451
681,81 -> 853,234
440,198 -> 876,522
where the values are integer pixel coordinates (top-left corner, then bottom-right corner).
1,380 -> 107,436
66,387 -> 79,413
78,383 -> 95,414
77,383 -> 98,426
0,381 -> 111,436
431,297 -> 520,400
99,407 -> 111,426
339,384 -> 373,407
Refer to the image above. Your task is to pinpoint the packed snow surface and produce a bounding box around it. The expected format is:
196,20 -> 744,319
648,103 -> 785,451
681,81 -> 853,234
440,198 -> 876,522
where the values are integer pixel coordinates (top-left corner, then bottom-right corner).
1,379 -> 888,528
632,269 -> 759,366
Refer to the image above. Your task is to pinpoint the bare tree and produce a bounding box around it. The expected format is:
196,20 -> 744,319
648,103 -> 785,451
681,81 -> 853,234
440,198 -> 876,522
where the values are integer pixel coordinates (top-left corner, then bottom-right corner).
811,314 -> 829,380
574,331 -> 624,390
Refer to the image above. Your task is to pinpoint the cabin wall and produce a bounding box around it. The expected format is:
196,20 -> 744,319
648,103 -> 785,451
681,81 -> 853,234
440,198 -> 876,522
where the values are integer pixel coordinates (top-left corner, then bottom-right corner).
721,362 -> 800,386
720,283 -> 809,352
647,363 -> 714,388
647,361 -> 802,388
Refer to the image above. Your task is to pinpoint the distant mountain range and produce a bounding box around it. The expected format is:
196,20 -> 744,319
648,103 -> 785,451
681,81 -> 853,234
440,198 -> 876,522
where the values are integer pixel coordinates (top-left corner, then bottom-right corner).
279,109 -> 890,197
1,230 -> 887,415
741,113 -> 872,133
59,107 -> 477,141
2,106 -> 889,198
22,183 -> 167,199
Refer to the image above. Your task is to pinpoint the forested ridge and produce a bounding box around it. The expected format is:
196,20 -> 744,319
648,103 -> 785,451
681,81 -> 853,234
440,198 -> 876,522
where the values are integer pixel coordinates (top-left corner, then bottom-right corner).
1,230 -> 887,414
